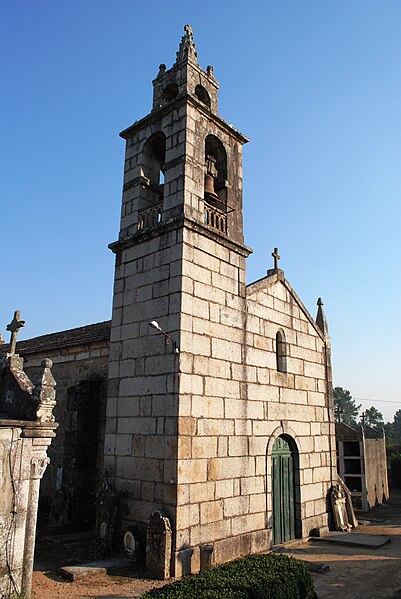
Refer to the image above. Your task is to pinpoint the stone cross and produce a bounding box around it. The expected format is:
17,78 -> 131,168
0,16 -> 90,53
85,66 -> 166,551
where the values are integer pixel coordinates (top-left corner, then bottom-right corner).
272,247 -> 280,270
184,24 -> 194,40
6,310 -> 25,354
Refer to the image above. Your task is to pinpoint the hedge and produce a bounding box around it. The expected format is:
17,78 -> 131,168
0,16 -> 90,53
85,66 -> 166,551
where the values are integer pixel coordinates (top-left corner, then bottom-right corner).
142,553 -> 316,599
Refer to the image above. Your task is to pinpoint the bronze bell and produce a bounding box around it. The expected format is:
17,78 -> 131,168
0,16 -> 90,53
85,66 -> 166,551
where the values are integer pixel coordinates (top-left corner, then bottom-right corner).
204,172 -> 219,201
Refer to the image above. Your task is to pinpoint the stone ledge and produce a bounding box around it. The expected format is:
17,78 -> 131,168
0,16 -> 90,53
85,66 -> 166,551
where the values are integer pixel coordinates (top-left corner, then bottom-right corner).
309,532 -> 391,548
58,557 -> 132,582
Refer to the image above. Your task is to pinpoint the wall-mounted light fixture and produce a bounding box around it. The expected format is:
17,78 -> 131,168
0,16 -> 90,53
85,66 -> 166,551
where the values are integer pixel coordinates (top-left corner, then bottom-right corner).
149,321 -> 179,353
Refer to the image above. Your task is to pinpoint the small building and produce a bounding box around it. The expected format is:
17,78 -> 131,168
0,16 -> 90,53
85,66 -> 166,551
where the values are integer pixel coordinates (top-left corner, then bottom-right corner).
336,421 -> 389,511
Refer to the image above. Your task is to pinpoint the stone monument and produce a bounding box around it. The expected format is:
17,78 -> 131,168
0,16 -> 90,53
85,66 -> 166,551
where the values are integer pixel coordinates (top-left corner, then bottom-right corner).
0,311 -> 58,599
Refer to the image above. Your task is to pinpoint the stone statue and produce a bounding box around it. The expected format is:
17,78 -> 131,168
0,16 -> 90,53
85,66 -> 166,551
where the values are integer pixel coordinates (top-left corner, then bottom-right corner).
331,483 -> 352,531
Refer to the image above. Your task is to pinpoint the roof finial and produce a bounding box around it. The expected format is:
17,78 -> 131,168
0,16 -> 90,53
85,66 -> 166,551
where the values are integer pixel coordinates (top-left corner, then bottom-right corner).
316,297 -> 329,336
266,247 -> 284,278
176,24 -> 198,64
272,247 -> 280,270
6,310 -> 25,354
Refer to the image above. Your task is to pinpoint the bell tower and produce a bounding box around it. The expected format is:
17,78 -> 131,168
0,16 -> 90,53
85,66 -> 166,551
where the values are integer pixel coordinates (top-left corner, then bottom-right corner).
105,25 -> 253,576
117,24 -> 248,244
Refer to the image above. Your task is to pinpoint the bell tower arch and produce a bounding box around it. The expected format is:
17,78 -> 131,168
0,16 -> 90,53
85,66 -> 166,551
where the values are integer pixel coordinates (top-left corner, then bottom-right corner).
105,25 -> 252,577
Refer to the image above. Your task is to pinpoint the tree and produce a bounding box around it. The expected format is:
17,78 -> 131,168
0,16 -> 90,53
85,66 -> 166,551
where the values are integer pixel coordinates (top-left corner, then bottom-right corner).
333,387 -> 361,428
385,409 -> 401,444
363,406 -> 384,429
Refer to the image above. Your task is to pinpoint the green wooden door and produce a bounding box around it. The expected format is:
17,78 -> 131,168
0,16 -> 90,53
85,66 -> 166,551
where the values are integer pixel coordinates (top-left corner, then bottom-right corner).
272,436 -> 295,544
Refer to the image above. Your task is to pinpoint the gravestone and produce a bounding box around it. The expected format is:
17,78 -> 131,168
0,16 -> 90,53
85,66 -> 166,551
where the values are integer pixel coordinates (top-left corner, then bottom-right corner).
146,510 -> 172,580
95,470 -> 123,553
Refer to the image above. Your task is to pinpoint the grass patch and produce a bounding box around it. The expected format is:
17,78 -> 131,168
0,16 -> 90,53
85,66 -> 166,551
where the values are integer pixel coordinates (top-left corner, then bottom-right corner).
143,553 -> 316,598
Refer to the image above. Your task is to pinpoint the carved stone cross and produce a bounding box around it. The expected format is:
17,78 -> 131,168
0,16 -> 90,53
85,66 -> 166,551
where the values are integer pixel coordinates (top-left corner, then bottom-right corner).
6,310 -> 25,354
272,247 -> 280,270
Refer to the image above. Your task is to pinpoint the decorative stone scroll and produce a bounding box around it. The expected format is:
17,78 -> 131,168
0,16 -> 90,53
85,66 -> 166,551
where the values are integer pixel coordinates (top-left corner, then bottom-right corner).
146,510 -> 172,580
31,456 -> 50,480
33,359 -> 57,423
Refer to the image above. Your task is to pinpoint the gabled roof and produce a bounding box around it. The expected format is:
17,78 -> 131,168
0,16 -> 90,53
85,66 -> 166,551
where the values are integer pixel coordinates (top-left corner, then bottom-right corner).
246,270 -> 325,341
335,421 -> 384,440
335,421 -> 361,440
0,321 -> 111,356
363,424 -> 384,439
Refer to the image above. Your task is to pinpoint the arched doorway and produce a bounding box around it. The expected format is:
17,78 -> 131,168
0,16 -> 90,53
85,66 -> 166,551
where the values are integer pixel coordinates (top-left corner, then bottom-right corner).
271,435 -> 297,544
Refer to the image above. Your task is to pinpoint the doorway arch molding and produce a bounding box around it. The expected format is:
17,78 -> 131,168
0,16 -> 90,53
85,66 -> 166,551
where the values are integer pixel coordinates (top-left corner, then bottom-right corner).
266,422 -> 303,457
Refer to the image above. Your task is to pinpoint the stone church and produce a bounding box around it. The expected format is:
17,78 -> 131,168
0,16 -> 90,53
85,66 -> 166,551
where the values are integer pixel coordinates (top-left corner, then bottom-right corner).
2,26 -> 336,576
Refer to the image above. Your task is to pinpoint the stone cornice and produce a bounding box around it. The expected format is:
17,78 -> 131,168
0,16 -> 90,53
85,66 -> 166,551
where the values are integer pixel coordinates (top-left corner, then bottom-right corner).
119,95 -> 249,144
109,215 -> 252,258
182,216 -> 252,257
0,419 -> 58,436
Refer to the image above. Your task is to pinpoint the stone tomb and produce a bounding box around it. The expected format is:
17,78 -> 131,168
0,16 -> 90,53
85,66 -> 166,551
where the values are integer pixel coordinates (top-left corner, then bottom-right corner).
0,312 -> 58,599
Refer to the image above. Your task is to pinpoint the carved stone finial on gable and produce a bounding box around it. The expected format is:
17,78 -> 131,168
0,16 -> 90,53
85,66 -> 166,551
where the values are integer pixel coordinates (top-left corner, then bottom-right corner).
176,24 -> 198,64
266,247 -> 284,278
316,297 -> 329,336
33,358 -> 57,423
156,63 -> 166,78
6,309 -> 25,354
207,65 -> 214,78
272,247 -> 280,270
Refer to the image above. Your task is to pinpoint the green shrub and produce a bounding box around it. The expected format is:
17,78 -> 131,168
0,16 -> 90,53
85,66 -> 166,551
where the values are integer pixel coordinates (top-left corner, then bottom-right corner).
143,553 -> 316,599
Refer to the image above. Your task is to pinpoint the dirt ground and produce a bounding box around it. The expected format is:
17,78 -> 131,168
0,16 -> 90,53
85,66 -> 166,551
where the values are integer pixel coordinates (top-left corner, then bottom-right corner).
32,491 -> 401,599
284,490 -> 401,599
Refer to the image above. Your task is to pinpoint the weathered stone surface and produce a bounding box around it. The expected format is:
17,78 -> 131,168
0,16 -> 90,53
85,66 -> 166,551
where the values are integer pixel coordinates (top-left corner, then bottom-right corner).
310,532 -> 391,548
0,336 -> 58,598
58,557 -> 132,581
146,511 -> 172,580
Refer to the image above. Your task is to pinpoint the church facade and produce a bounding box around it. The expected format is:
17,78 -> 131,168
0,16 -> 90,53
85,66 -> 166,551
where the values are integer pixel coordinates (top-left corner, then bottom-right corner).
2,26 -> 336,577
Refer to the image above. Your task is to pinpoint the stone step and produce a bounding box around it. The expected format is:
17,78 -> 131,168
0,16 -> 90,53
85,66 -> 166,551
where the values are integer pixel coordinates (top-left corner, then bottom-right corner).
58,557 -> 132,581
309,532 -> 391,548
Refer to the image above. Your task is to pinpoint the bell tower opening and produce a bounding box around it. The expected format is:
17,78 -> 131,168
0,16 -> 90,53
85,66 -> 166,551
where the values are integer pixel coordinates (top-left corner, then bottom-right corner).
137,131 -> 166,231
195,84 -> 211,107
204,135 -> 227,234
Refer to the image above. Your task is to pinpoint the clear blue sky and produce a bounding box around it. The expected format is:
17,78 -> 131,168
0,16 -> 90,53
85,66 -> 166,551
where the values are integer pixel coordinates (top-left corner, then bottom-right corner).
1,1 -> 400,421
